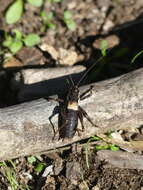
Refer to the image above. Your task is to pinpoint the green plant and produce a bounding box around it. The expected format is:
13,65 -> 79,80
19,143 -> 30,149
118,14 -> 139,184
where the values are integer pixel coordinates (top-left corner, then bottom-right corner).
93,132 -> 119,151
84,136 -> 102,169
95,144 -> 119,151
5,0 -> 23,24
27,155 -> 45,174
80,172 -> 90,190
0,160 -> 30,190
47,0 -> 62,3
27,0 -> 43,7
3,162 -> 19,190
27,156 -> 37,164
3,30 -> 41,54
100,40 -> 108,56
84,135 -> 119,169
5,0 -> 44,24
131,50 -> 143,64
23,33 -> 41,47
40,11 -> 56,31
63,10 -> 76,31
34,162 -> 46,174
3,29 -> 23,54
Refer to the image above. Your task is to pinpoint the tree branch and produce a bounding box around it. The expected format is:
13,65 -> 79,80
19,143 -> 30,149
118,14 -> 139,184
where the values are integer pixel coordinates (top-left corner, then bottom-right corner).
0,68 -> 143,160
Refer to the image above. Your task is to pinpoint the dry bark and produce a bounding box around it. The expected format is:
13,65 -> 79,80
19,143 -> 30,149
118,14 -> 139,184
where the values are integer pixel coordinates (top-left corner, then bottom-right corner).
0,67 -> 143,160
97,150 -> 143,170
16,65 -> 85,102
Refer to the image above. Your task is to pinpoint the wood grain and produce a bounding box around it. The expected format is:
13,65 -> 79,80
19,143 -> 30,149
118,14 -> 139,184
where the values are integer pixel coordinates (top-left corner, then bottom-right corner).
0,67 -> 143,160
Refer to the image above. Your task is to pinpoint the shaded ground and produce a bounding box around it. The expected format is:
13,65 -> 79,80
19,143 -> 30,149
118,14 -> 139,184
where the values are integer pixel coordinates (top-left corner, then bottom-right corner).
1,0 -> 143,189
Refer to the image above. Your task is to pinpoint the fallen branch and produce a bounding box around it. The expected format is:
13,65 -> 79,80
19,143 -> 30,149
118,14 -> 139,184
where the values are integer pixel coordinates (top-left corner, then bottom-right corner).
97,150 -> 143,170
16,65 -> 85,102
0,68 -> 143,160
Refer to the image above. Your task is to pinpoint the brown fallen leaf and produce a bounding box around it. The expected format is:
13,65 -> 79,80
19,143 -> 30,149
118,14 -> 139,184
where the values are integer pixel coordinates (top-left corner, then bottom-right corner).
58,48 -> 78,66
40,44 -> 78,66
40,44 -> 59,60
16,47 -> 43,66
4,56 -> 23,68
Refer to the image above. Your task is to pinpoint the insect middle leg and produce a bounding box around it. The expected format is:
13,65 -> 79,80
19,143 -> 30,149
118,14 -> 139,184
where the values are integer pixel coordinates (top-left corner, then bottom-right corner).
78,106 -> 98,127
78,109 -> 85,131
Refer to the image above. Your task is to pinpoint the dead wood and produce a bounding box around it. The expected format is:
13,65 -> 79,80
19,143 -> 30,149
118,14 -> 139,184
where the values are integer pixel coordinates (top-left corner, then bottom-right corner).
97,150 -> 143,170
0,67 -> 143,160
15,65 -> 85,102
19,65 -> 85,85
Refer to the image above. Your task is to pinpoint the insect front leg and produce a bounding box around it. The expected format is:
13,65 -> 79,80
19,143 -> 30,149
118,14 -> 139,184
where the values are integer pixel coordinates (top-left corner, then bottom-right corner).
80,85 -> 94,100
78,106 -> 98,127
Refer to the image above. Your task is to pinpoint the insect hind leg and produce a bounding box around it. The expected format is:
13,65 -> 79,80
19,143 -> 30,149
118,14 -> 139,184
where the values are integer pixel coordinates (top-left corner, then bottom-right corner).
78,106 -> 98,127
78,109 -> 85,131
46,97 -> 64,140
48,106 -> 60,140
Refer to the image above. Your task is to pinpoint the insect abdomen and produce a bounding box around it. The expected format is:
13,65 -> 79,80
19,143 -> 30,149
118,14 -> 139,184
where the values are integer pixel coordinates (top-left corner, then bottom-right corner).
64,109 -> 78,138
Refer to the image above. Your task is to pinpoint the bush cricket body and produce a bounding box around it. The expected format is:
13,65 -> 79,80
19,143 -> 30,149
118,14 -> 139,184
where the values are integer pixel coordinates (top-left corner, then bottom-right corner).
49,54 -> 108,139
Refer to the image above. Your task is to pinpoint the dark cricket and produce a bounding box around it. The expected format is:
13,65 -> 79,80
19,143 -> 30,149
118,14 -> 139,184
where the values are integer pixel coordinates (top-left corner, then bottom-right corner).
50,55 -> 106,139
58,82 -> 97,139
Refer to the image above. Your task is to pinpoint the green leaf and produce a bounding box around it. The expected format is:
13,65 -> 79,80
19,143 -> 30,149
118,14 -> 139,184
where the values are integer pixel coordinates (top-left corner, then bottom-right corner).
66,20 -> 76,31
34,162 -> 45,173
131,50 -> 143,64
41,11 -> 54,21
64,11 -> 72,20
23,33 -> 40,47
100,40 -> 108,56
40,11 -> 56,29
47,22 -> 56,29
90,135 -> 102,141
47,12 -> 54,20
95,145 -> 109,150
95,144 -> 119,151
0,162 -> 6,167
5,0 -> 23,24
63,11 -> 76,31
27,0 -> 43,7
3,36 -> 13,47
12,29 -> 22,40
40,11 -> 47,21
110,144 -> 119,151
9,40 -> 23,54
27,156 -> 37,164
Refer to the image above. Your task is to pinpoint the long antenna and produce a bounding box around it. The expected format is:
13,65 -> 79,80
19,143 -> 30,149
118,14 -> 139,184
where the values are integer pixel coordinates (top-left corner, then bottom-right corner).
77,50 -> 110,86
69,75 -> 75,86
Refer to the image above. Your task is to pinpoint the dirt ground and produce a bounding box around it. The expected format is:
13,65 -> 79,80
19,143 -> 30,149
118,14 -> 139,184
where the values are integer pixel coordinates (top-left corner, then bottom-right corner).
1,0 -> 143,189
